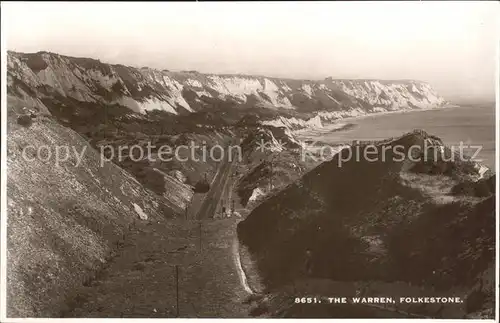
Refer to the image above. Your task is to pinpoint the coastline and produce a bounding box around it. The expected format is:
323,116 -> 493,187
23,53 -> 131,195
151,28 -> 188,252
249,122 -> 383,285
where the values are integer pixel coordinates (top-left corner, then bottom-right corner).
294,104 -> 459,139
293,103 -> 495,172
327,104 -> 459,126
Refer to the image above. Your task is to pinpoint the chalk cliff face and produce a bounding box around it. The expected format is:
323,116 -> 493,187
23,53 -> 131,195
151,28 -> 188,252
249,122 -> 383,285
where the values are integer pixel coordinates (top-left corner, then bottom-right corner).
8,51 -> 446,118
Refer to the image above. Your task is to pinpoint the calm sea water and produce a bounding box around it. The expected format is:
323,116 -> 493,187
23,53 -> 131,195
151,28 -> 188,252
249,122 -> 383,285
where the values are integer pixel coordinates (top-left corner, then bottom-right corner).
310,106 -> 496,170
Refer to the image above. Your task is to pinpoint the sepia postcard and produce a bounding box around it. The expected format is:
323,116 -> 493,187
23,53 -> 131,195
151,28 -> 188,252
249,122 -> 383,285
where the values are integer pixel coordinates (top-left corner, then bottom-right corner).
0,1 -> 498,321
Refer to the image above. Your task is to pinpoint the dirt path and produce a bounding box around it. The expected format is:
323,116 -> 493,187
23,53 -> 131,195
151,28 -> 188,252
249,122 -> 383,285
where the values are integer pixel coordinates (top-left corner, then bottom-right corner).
64,142 -> 251,317
64,218 -> 251,318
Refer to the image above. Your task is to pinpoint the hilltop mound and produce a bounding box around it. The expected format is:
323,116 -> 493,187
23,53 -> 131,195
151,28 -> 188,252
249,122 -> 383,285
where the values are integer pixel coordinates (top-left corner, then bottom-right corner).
237,130 -> 495,318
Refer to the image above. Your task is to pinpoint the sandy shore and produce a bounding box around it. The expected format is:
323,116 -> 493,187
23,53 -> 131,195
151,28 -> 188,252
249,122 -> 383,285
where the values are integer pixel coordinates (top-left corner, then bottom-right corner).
329,104 -> 459,125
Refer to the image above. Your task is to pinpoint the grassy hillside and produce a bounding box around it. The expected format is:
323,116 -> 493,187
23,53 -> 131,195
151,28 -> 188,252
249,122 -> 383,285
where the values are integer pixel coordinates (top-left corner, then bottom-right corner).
237,130 -> 495,318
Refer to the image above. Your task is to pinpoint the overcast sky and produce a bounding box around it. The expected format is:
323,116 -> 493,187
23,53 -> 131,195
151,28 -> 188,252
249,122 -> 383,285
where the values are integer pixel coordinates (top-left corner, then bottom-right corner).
3,2 -> 498,101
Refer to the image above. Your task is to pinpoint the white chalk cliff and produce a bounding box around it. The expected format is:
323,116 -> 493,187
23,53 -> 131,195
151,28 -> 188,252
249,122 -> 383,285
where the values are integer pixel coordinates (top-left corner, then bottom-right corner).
8,51 -> 446,118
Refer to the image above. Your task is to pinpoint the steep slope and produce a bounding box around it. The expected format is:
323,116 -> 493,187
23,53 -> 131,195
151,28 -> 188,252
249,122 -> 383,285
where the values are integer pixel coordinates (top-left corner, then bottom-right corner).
237,130 -> 495,318
6,93 -> 192,317
8,51 -> 446,118
235,125 -> 309,209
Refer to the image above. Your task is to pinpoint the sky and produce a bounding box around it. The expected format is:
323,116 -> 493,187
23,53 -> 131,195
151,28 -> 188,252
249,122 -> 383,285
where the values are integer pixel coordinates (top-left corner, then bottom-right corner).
2,1 -> 499,101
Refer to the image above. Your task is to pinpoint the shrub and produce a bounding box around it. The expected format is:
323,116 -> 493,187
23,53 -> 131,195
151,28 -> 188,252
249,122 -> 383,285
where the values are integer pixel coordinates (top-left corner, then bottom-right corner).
451,181 -> 476,196
452,177 -> 494,198
119,158 -> 166,196
17,114 -> 33,127
193,180 -> 210,193
111,81 -> 125,94
136,167 -> 166,196
25,54 -> 49,73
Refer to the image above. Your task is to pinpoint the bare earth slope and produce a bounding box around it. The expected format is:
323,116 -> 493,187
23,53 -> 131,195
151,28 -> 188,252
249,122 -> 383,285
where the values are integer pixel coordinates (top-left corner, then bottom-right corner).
6,94 -> 191,317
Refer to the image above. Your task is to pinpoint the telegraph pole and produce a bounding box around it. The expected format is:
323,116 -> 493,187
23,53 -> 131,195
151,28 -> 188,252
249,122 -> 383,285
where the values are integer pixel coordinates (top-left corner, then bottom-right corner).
175,265 -> 179,317
198,221 -> 202,253
269,158 -> 274,191
185,191 -> 194,221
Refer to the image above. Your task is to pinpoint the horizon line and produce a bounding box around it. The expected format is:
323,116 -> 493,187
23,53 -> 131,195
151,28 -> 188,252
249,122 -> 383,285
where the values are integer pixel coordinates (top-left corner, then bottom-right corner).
7,49 -> 430,85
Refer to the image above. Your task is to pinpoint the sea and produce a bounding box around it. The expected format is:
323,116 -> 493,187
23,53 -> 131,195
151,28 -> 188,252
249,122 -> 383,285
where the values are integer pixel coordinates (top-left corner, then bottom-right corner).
298,105 -> 496,171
